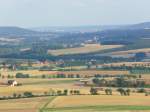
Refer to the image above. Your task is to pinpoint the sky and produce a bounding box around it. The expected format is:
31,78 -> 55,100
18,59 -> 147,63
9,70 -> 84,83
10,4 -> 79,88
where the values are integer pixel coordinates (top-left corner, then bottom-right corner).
0,0 -> 150,27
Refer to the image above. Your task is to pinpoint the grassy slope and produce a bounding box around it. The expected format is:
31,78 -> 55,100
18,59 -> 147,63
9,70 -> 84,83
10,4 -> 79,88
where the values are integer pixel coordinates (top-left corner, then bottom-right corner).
42,105 -> 150,112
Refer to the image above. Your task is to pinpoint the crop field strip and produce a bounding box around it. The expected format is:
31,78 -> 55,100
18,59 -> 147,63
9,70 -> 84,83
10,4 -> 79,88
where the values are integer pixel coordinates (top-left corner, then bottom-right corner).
42,105 -> 150,112
48,44 -> 123,56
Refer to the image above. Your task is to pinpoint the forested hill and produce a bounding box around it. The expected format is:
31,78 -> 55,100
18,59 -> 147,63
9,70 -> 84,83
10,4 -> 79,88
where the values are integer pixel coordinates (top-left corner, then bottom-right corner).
0,27 -> 39,36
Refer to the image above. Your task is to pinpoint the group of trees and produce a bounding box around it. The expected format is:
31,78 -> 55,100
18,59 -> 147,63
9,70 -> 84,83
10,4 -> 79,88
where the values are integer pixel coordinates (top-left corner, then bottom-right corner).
117,88 -> 130,96
56,74 -> 80,78
55,89 -> 80,96
90,88 -> 131,96
44,89 -> 81,96
90,88 -> 112,95
92,77 -> 145,88
0,91 -> 33,100
0,89 -> 82,100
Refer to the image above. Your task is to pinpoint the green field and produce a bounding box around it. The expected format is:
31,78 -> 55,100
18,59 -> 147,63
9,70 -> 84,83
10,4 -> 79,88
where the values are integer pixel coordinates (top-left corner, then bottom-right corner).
42,105 -> 150,112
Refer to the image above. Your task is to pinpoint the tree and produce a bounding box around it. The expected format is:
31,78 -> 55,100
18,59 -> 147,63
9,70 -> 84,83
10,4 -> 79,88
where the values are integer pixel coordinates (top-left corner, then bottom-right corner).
90,88 -> 98,95
76,90 -> 80,95
7,74 -> 11,79
117,88 -> 125,96
57,90 -> 62,96
126,89 -> 131,96
105,88 -> 112,95
105,89 -> 109,95
70,90 -> 73,95
64,89 -> 68,95
42,75 -> 46,79
116,77 -> 125,87
92,78 -> 100,86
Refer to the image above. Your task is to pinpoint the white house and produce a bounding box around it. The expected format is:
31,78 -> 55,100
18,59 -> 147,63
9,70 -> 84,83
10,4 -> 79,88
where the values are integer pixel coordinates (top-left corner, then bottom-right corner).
8,80 -> 18,86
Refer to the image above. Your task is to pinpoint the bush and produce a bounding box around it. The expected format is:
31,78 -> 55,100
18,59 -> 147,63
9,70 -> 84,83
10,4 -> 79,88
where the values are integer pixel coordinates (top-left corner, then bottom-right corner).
137,88 -> 145,93
13,93 -> 17,98
16,73 -> 30,78
17,94 -> 22,98
42,75 -> 46,78
23,92 -> 33,97
44,91 -> 48,95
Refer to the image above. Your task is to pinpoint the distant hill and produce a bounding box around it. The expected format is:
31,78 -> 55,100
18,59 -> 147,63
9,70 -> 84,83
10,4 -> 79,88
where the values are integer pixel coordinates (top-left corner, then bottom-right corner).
1,22 -> 150,59
124,22 -> 150,29
0,26 -> 58,42
32,22 -> 150,33
0,26 -> 39,37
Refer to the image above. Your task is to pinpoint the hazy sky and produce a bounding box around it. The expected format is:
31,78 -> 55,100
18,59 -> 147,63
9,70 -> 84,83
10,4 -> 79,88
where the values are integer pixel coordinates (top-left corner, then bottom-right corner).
0,0 -> 150,27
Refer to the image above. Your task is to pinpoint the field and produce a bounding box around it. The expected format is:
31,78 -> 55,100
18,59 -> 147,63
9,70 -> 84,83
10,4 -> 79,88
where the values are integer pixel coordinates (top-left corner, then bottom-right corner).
0,78 -> 78,96
59,70 -> 129,77
0,69 -> 129,77
0,70 -> 58,77
42,95 -> 150,112
0,78 -> 150,112
48,44 -> 123,56
0,97 -> 55,112
1,95 -> 150,112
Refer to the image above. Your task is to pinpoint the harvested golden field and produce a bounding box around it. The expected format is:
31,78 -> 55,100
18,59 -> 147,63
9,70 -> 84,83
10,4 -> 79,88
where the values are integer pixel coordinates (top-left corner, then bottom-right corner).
0,97 -> 53,112
112,48 -> 150,55
59,70 -> 129,77
142,75 -> 150,79
48,44 -> 123,56
48,95 -> 150,108
0,70 -> 58,76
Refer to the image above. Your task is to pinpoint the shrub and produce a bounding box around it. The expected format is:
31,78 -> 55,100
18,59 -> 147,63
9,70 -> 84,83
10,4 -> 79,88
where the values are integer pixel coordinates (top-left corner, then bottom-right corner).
17,94 -> 22,98
57,90 -> 62,96
16,73 -> 30,78
13,93 -> 17,98
23,92 -> 33,97
137,88 -> 145,93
